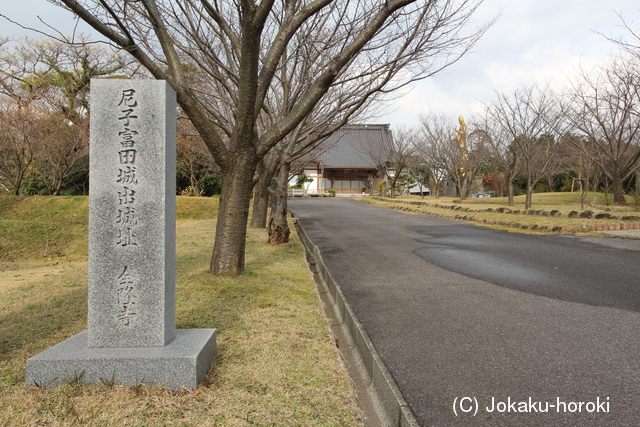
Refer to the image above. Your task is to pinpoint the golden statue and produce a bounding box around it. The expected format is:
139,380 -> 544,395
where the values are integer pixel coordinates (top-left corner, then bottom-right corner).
456,115 -> 467,149
455,115 -> 468,176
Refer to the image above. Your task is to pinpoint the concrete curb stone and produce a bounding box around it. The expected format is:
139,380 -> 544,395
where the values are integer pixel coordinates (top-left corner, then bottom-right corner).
293,215 -> 420,427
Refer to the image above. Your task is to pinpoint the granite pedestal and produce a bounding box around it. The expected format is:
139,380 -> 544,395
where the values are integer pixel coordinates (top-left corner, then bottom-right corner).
26,330 -> 216,389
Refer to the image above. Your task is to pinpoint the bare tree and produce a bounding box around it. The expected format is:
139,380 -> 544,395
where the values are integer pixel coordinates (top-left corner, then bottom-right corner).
176,117 -> 219,196
418,113 -> 488,199
473,111 -> 521,204
0,103 -> 42,194
406,158 -> 431,198
561,134 -> 598,209
265,121 -> 358,244
0,38 -> 132,116
541,136 -> 571,193
417,112 -> 453,198
357,125 -> 417,197
249,31 -> 382,232
32,111 -> 89,195
603,11 -> 640,60
41,0 -> 491,275
562,57 -> 640,204
266,128 -> 308,244
0,39 -> 51,109
0,38 -> 134,195
484,84 -> 565,209
250,0 -> 491,232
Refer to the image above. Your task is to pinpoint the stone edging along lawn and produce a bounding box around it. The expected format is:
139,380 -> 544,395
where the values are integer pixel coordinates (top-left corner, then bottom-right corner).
364,197 -> 640,234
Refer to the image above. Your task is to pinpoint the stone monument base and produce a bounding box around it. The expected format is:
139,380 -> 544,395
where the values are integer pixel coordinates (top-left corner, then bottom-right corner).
26,329 -> 216,389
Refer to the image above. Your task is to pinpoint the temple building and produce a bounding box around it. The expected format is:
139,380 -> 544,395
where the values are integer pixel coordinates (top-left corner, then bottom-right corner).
299,124 -> 391,196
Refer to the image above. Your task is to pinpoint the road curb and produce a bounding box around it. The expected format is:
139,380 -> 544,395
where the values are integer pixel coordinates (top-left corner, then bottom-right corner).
293,215 -> 420,427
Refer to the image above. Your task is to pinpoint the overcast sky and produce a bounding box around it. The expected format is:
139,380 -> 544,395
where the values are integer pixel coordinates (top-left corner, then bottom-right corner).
2,0 -> 638,128
380,0 -> 638,127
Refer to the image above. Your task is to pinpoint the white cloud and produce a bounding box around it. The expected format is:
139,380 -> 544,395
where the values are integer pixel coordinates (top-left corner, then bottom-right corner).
377,0 -> 639,128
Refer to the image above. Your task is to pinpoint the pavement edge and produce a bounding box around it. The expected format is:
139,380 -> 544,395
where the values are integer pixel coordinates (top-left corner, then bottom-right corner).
293,215 -> 421,427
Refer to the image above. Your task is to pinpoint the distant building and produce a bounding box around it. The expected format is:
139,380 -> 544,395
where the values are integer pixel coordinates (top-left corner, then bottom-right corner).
299,124 -> 391,195
408,183 -> 430,196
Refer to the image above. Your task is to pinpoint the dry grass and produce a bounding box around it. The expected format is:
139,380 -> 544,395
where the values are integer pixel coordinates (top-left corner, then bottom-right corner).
0,196 -> 361,426
362,192 -> 640,236
0,196 -> 89,261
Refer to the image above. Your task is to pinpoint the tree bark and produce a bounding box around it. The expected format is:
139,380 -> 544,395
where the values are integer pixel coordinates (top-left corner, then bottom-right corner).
268,162 -> 292,245
250,158 -> 270,229
547,173 -> 556,192
507,180 -> 515,206
209,154 -> 258,275
389,176 -> 397,198
612,174 -> 626,205
525,177 -> 534,209
207,4 -> 269,274
431,176 -> 441,198
250,175 -> 271,228
462,176 -> 472,199
251,150 -> 284,228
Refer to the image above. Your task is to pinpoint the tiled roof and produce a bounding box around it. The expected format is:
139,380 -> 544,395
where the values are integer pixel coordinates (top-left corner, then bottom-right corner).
313,124 -> 391,169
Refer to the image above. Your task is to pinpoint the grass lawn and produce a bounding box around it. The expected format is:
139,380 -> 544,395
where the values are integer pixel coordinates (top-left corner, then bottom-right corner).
361,192 -> 640,235
0,196 -> 361,426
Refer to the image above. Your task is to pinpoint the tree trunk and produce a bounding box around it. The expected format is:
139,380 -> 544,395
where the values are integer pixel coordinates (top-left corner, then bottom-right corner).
462,176 -> 472,199
507,179 -> 514,206
525,177 -> 534,209
251,153 -> 282,228
454,177 -> 464,200
431,177 -> 440,198
268,162 -> 291,245
189,167 -> 204,197
209,156 -> 257,275
612,174 -> 626,205
250,170 -> 271,228
636,172 -> 640,208
52,175 -> 64,196
547,173 -> 555,192
13,167 -> 25,195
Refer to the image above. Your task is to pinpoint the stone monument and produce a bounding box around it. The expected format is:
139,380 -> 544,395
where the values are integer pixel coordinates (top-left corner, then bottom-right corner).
26,79 -> 216,389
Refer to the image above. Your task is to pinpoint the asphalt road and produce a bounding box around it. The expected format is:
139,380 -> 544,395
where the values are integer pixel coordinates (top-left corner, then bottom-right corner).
288,197 -> 640,426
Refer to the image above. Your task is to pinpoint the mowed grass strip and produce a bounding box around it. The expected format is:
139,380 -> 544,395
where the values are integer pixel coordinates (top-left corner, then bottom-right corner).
361,192 -> 640,235
0,196 -> 361,426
